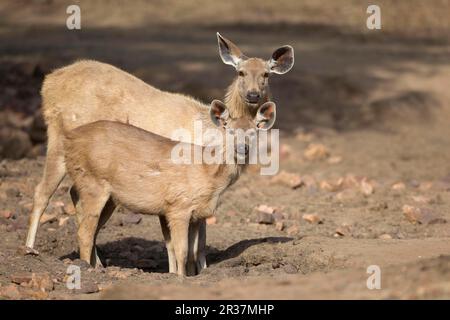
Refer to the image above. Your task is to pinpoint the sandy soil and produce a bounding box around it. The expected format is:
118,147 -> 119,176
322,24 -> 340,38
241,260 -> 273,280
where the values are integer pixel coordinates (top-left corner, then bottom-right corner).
0,0 -> 449,300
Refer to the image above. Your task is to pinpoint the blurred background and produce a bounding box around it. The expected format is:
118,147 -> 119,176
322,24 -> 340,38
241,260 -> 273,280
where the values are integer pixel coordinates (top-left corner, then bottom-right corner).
0,0 -> 449,159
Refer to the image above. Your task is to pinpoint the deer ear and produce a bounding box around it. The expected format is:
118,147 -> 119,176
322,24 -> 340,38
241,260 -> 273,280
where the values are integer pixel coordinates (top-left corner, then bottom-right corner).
217,32 -> 247,68
268,45 -> 294,74
256,101 -> 276,130
210,100 -> 229,127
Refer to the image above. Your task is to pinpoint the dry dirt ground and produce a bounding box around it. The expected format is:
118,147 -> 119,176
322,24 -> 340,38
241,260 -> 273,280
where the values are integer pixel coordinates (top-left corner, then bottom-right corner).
0,0 -> 450,299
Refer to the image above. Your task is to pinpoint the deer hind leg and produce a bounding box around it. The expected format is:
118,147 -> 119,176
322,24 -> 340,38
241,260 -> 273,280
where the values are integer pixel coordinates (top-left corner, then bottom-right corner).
26,126 -> 66,249
159,216 -> 177,273
93,198 -> 116,268
76,184 -> 110,267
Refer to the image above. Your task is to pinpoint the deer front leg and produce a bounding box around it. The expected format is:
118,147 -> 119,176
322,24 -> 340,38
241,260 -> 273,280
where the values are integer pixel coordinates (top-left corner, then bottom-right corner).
187,220 -> 201,276
168,216 -> 190,276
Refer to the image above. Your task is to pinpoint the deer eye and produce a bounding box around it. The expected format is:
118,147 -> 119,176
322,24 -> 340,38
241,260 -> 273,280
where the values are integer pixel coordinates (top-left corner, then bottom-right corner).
238,71 -> 245,77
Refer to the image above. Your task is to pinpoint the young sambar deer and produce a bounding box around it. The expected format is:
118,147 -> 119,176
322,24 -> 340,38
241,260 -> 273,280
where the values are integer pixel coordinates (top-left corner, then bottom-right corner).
25,33 -> 293,273
64,100 -> 276,276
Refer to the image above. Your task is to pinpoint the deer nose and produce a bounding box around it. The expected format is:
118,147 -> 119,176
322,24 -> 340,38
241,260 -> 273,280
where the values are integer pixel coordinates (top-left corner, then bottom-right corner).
236,143 -> 249,155
246,91 -> 260,103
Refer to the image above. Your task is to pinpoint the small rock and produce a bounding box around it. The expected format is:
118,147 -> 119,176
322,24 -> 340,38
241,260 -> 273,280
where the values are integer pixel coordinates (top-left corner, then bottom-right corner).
286,225 -> 299,236
360,178 -> 374,196
121,213 -> 142,225
411,195 -> 432,204
419,182 -> 433,191
256,204 -> 275,214
270,171 -> 303,189
275,221 -> 284,231
320,179 -> 343,192
40,213 -> 57,225
303,143 -> 329,161
30,273 -> 54,292
391,182 -> 406,191
334,228 -> 346,237
378,234 -> 392,240
283,264 -> 298,274
256,212 -> 274,225
79,281 -> 99,294
402,205 -> 445,224
327,156 -> 342,164
58,216 -> 70,227
1,210 -> 12,219
272,211 -> 285,221
206,216 -> 217,225
225,210 -> 237,217
295,132 -> 314,142
11,273 -> 33,285
302,213 -> 322,224
0,284 -> 21,299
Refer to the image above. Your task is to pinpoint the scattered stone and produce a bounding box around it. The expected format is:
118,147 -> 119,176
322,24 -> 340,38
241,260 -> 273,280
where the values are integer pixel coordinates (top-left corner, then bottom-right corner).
320,179 -> 343,192
270,170 -> 303,189
303,143 -> 329,161
121,213 -> 142,225
302,213 -> 322,224
11,272 -> 53,292
79,281 -> 99,294
108,268 -> 134,279
11,273 -> 33,285
378,234 -> 392,240
334,228 -> 346,237
272,211 -> 285,221
360,178 -> 374,196
58,216 -> 70,227
256,204 -> 275,214
335,189 -> 358,201
391,182 -> 406,191
295,132 -> 314,142
225,210 -> 237,217
283,264 -> 298,274
0,284 -> 21,299
419,182 -> 433,191
275,221 -> 284,231
256,211 -> 274,225
206,216 -> 217,225
402,205 -> 445,224
411,195 -> 432,204
1,210 -> 12,219
327,156 -> 342,164
286,225 -> 299,236
40,213 -> 57,224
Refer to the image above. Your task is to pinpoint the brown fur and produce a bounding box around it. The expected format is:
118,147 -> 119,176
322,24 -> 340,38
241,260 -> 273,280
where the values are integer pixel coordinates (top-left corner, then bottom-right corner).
63,101 -> 272,275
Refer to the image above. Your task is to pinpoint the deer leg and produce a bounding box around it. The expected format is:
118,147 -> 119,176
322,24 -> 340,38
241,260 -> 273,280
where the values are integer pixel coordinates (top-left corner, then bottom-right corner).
92,198 -> 116,268
197,219 -> 207,271
168,216 -> 190,276
159,216 -> 176,273
187,220 -> 200,276
77,185 -> 109,267
26,128 -> 66,249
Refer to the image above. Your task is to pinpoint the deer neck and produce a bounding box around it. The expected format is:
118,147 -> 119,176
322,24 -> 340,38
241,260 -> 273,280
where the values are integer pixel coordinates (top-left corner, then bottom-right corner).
224,77 -> 271,118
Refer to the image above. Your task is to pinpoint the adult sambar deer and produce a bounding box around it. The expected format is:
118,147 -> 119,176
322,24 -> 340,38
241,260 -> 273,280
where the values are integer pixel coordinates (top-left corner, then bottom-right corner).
64,100 -> 276,276
25,33 -> 294,272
